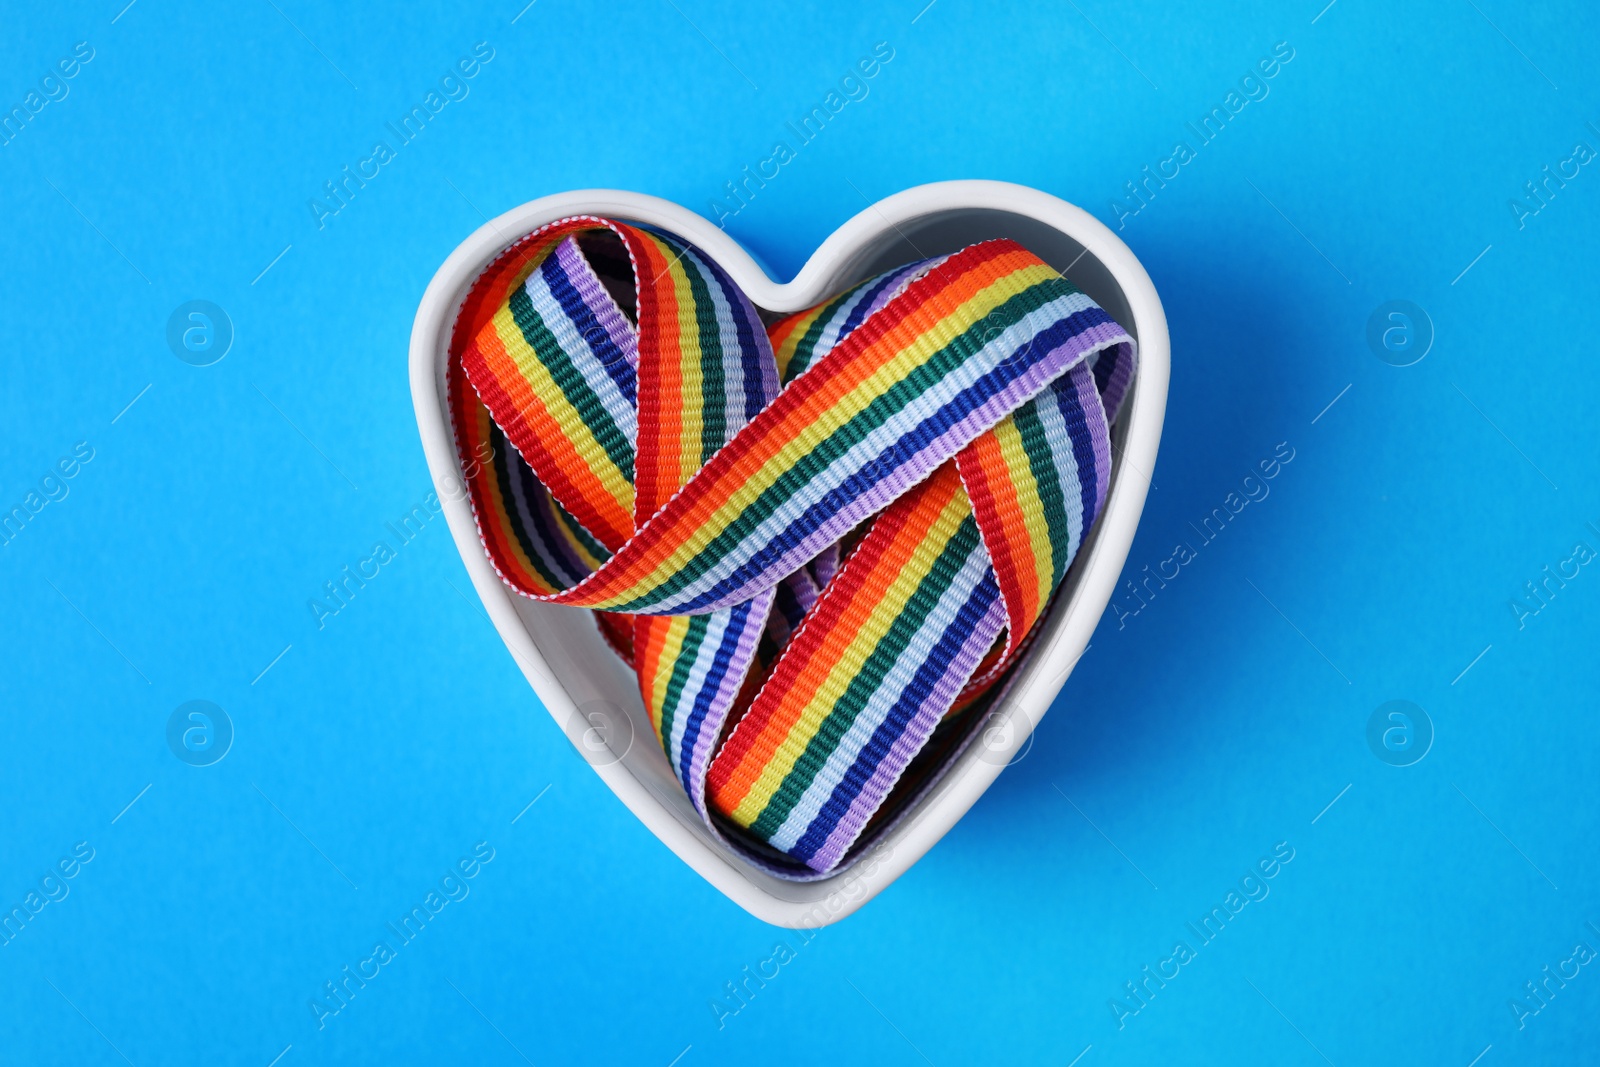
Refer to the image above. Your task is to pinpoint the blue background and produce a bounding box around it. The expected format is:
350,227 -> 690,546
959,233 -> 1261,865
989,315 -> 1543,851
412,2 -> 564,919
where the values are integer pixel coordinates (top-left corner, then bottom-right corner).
2,1 -> 1597,1064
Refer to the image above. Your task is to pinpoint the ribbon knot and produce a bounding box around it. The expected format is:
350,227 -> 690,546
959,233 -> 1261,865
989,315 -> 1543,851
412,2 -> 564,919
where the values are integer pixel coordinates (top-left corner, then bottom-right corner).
450,216 -> 1135,875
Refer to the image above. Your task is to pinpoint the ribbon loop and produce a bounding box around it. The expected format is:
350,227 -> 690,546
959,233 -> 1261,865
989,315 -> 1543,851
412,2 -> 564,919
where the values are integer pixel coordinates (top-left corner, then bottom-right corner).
450,218 -> 1135,874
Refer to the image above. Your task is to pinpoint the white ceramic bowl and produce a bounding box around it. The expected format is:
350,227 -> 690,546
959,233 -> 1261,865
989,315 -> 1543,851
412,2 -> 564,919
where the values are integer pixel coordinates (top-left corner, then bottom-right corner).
409,180 -> 1169,927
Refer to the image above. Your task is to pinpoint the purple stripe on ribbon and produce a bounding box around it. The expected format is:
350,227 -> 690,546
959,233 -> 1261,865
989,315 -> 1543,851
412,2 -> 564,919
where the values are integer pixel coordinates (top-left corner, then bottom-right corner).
682,586 -> 775,815
662,311 -> 1132,615
549,237 -> 638,404
800,578 -> 1008,871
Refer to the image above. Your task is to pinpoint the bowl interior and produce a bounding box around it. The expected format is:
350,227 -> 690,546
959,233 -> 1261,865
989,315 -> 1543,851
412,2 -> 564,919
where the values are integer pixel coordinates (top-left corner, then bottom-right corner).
474,203 -> 1140,912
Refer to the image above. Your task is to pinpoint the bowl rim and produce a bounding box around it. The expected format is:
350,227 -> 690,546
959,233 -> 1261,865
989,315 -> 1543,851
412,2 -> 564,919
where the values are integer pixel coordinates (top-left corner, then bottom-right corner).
409,179 -> 1170,926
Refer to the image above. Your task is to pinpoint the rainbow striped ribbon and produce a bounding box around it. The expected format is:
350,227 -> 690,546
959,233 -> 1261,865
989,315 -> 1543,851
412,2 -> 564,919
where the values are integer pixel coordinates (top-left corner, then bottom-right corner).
449,216 -> 1135,875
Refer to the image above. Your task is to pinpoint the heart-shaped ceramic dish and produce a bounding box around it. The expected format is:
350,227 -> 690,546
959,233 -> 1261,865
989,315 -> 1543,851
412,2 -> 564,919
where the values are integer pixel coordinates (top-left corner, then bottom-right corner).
410,180 -> 1168,926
